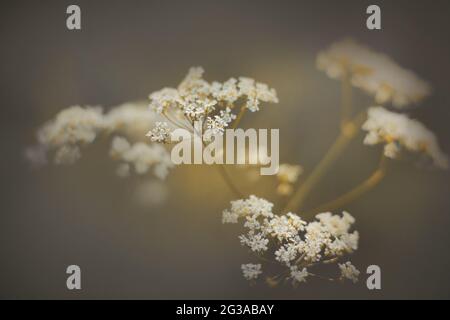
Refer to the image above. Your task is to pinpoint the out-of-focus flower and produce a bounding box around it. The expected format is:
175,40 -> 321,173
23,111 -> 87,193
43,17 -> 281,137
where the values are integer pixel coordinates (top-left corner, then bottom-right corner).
110,136 -> 174,180
276,164 -> 303,196
241,263 -> 262,280
104,102 -> 157,139
338,261 -> 360,283
28,102 -> 174,179
37,105 -> 105,148
362,106 -> 448,169
277,164 -> 303,184
317,39 -> 431,108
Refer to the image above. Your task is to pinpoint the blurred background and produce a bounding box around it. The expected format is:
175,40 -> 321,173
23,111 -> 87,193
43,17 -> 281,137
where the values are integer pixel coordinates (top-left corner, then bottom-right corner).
1,0 -> 449,299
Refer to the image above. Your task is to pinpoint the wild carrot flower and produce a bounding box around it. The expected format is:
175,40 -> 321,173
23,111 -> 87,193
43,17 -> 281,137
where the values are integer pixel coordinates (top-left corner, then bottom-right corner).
223,195 -> 359,286
29,102 -> 174,179
317,39 -> 431,108
146,67 -> 278,142
110,136 -> 173,179
362,106 -> 448,169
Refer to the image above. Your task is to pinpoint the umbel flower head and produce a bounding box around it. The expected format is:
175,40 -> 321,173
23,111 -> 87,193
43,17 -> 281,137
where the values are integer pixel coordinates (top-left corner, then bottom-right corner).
28,102 -> 174,180
362,106 -> 448,169
317,39 -> 431,108
146,67 -> 278,143
223,195 -> 360,286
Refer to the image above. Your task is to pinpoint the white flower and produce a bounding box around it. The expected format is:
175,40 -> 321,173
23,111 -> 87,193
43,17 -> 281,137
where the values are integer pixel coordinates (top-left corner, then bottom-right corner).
110,136 -> 174,180
317,39 -> 431,108
211,78 -> 239,104
224,196 -> 360,286
269,214 -> 303,241
239,232 -> 269,252
146,122 -> 172,143
222,210 -> 239,224
145,67 -> 277,143
238,77 -> 279,112
37,106 -> 105,148
223,195 -> 274,223
362,106 -> 448,169
104,102 -> 156,138
241,263 -> 262,280
275,243 -> 299,265
290,266 -> 309,284
149,87 -> 181,114
110,136 -> 131,158
315,211 -> 355,237
339,261 -> 360,283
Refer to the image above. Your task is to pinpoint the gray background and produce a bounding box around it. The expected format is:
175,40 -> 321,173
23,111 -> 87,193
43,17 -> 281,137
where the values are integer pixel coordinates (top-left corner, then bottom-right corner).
1,0 -> 449,299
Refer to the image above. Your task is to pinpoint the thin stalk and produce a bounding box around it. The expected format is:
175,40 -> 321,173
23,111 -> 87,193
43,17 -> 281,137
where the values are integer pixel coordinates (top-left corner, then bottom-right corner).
232,106 -> 247,129
283,111 -> 366,213
310,154 -> 387,214
341,70 -> 352,128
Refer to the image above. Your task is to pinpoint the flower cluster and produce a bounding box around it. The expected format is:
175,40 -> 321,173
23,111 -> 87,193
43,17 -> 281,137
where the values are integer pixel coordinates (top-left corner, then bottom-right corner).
28,102 -> 174,179
223,195 -> 359,286
362,106 -> 448,169
146,67 -> 278,142
317,39 -> 431,108
109,136 -> 173,179
276,164 -> 303,196
36,105 -> 104,164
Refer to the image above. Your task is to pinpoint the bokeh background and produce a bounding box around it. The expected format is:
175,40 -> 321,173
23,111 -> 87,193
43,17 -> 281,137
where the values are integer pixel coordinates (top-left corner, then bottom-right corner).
1,0 -> 450,299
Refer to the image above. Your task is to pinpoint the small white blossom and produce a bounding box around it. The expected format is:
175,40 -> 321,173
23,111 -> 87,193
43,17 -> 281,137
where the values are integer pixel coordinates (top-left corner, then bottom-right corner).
275,243 -> 299,265
290,266 -> 309,284
239,232 -> 269,252
339,261 -> 360,283
110,136 -> 174,180
146,122 -> 172,143
222,210 -> 239,224
149,87 -> 181,114
238,77 -> 278,112
241,263 -> 262,280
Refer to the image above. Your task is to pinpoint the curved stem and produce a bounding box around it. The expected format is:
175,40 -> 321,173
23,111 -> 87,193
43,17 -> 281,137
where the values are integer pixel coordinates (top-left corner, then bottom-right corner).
283,111 -> 366,213
232,106 -> 247,129
217,164 -> 244,198
340,71 -> 352,128
310,154 -> 387,214
308,273 -> 337,282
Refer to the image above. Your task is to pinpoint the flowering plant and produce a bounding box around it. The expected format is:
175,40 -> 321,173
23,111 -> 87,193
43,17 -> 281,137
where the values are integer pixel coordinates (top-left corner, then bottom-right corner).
27,39 -> 447,287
